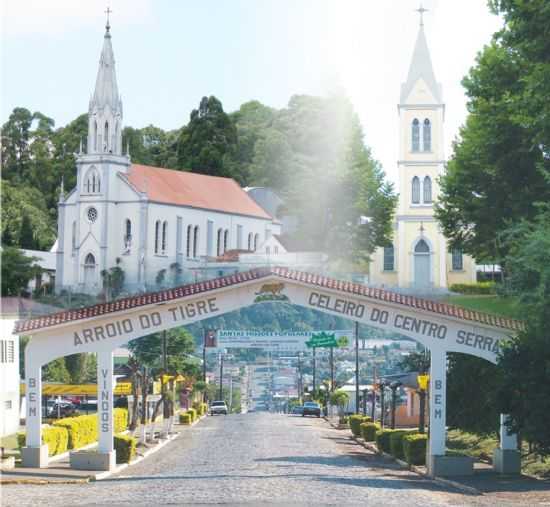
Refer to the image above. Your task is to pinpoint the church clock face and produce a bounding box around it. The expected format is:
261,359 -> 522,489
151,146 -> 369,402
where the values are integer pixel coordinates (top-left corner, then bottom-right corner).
86,206 -> 98,223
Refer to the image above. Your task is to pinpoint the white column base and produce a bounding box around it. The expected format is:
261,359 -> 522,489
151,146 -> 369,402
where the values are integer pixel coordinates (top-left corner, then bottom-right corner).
428,454 -> 474,477
70,450 -> 116,471
21,444 -> 49,468
493,449 -> 521,474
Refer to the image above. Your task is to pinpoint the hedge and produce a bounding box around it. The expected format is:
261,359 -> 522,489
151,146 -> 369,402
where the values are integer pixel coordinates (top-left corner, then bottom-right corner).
193,402 -> 208,416
53,408 -> 128,450
375,429 -> 397,454
349,415 -> 372,437
17,426 -> 69,457
389,430 -> 418,460
449,282 -> 495,295
179,412 -> 192,425
114,434 -> 137,464
403,433 -> 428,465
187,408 -> 197,421
360,422 -> 380,442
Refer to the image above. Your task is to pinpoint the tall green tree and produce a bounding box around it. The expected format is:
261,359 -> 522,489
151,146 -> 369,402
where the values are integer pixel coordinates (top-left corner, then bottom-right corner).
0,246 -> 42,296
435,2 -> 550,262
176,96 -> 238,179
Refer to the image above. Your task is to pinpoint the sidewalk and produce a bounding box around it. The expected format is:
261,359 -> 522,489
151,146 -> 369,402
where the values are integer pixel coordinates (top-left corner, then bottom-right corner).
0,416 -> 205,485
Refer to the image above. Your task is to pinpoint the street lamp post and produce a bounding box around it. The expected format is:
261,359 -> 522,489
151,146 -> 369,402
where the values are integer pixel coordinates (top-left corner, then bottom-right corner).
312,347 -> 316,394
379,381 -> 387,429
417,374 -> 429,434
389,381 -> 402,429
355,321 -> 359,414
219,350 -> 225,401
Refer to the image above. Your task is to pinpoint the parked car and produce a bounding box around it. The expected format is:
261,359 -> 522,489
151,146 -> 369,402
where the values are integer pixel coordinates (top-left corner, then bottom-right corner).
210,400 -> 228,415
302,401 -> 321,417
291,405 -> 304,415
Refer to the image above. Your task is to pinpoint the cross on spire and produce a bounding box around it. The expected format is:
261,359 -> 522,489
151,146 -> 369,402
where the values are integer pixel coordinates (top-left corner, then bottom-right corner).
105,6 -> 112,32
416,4 -> 428,27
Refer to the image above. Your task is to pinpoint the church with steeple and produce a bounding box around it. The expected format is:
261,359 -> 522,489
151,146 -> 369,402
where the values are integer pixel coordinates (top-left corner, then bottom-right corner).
55,19 -> 280,295
369,11 -> 476,292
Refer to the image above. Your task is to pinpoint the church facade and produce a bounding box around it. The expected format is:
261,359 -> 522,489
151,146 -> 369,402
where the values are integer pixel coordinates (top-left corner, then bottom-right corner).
369,22 -> 476,292
55,23 -> 280,295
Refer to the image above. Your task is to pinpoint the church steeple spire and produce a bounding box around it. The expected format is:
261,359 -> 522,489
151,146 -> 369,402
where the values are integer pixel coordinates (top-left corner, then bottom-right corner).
87,11 -> 123,155
400,10 -> 442,104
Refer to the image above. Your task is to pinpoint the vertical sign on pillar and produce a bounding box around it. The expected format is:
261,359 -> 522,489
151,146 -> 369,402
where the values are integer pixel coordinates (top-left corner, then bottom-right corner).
25,358 -> 42,447
97,350 -> 114,453
428,349 -> 446,457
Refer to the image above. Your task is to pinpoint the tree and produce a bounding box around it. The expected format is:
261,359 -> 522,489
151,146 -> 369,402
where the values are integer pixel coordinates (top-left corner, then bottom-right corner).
65,353 -> 90,384
398,351 -> 430,374
177,96 -> 238,178
42,357 -> 71,383
0,246 -> 42,296
435,3 -> 550,261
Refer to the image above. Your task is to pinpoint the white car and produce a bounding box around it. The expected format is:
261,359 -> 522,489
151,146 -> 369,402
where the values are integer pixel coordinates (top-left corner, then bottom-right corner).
210,400 -> 228,415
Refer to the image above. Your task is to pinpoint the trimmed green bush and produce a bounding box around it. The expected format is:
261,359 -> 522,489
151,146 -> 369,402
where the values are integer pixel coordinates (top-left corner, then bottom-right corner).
179,412 -> 192,425
17,426 -> 69,456
187,408 -> 197,421
349,415 -> 372,437
114,408 -> 128,433
403,433 -> 428,465
114,434 -> 137,464
375,429 -> 396,454
449,282 -> 495,295
360,422 -> 380,442
389,430 -> 418,460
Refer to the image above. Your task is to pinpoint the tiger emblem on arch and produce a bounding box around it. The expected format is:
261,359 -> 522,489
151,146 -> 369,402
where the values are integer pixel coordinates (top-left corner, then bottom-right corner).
253,282 -> 290,303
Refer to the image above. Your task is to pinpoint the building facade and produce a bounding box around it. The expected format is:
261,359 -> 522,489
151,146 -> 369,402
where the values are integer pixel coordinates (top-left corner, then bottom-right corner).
369,21 -> 476,292
55,22 -> 280,295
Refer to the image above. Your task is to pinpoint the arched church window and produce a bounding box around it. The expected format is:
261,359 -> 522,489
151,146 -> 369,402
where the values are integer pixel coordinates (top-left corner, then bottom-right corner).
423,176 -> 432,203
412,119 -> 420,152
72,221 -> 77,254
223,229 -> 229,254
104,121 -> 109,152
124,219 -> 132,252
254,233 -> 260,252
216,228 -> 223,256
93,121 -> 98,152
162,221 -> 168,253
83,253 -> 96,288
412,176 -> 420,204
247,233 -> 253,251
193,226 -> 199,258
154,220 -> 161,254
452,248 -> 463,271
84,167 -> 101,193
423,119 -> 431,152
383,245 -> 394,271
186,225 -> 192,257
415,239 -> 430,253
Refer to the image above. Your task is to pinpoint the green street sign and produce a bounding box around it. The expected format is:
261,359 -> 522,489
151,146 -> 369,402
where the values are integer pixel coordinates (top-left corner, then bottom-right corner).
306,332 -> 338,348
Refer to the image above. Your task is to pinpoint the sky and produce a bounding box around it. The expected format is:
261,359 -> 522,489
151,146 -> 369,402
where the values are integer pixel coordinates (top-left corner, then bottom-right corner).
1,0 -> 503,185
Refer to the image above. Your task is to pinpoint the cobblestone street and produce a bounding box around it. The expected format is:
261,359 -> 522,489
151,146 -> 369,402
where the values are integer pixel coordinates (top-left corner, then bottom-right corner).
0,414 -> 542,506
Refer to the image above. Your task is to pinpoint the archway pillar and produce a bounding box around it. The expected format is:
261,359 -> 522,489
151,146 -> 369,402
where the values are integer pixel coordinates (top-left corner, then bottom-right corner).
21,351 -> 48,468
493,414 -> 521,474
427,348 -> 446,475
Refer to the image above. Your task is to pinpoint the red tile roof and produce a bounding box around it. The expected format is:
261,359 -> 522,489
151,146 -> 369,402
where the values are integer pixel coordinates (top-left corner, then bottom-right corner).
124,164 -> 272,220
14,267 -> 525,334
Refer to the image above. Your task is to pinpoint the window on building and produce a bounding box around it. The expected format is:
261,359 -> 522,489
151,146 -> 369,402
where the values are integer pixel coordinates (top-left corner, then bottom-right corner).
224,229 -> 229,254
254,233 -> 260,252
186,225 -> 192,257
93,121 -> 98,152
274,246 -> 279,255
423,176 -> 432,203
4,400 -> 12,410
83,253 -> 96,287
124,219 -> 132,251
266,246 -> 271,255
162,221 -> 168,253
154,220 -> 161,254
248,233 -> 253,251
383,245 -> 394,271
415,239 -> 430,253
412,176 -> 420,204
72,221 -> 77,253
84,167 -> 101,193
193,226 -> 199,258
104,121 -> 109,152
452,248 -> 463,271
0,340 -> 15,363
423,119 -> 431,151
217,228 -> 223,256
412,119 -> 420,152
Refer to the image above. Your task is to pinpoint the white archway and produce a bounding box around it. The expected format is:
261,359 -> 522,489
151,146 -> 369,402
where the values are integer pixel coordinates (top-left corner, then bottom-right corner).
15,267 -> 523,473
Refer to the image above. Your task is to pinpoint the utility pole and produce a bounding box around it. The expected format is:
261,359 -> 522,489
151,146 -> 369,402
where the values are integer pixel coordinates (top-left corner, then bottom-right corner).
355,321 -> 360,414
162,330 -> 169,418
228,375 -> 233,413
312,347 -> 316,394
298,353 -> 303,402
219,351 -> 224,401
329,346 -> 334,392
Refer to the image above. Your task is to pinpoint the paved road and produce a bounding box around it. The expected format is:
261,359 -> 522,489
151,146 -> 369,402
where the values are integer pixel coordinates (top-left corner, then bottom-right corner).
0,414 -> 538,506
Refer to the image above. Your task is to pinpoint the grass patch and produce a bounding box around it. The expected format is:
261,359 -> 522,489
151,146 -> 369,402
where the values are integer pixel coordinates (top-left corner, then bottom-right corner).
446,429 -> 498,462
523,456 -> 550,479
445,295 -> 521,319
0,433 -> 19,451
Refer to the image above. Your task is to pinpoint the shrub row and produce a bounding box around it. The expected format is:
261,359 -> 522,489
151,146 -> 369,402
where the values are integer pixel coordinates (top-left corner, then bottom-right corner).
179,407 -> 199,425
373,428 -> 428,466
52,408 -> 128,449
17,426 -> 69,457
349,415 -> 372,437
114,434 -> 137,464
360,422 -> 380,442
449,282 -> 496,295
193,402 -> 208,417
